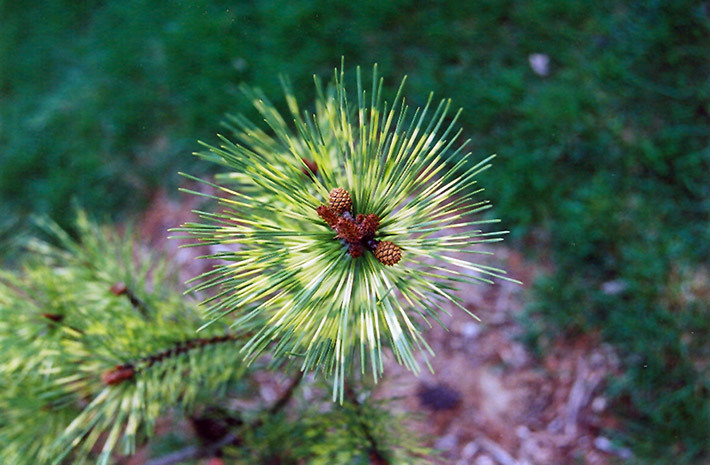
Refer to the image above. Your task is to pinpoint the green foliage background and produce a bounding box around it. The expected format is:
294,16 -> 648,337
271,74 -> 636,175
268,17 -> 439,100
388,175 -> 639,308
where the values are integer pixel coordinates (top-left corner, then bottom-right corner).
2,0 -> 708,462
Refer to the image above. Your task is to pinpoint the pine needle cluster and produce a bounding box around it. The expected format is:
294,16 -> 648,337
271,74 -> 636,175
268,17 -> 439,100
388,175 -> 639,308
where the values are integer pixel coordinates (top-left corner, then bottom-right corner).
0,64 -> 516,463
0,213 -> 431,464
175,64 -> 517,400
0,213 -> 247,464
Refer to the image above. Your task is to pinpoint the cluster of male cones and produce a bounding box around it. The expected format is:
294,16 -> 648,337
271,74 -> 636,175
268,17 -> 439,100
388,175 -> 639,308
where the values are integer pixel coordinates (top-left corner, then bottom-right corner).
317,188 -> 402,266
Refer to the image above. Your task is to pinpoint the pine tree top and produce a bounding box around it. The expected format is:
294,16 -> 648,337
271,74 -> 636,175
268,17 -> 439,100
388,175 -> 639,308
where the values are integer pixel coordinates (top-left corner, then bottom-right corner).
173,64 -> 518,401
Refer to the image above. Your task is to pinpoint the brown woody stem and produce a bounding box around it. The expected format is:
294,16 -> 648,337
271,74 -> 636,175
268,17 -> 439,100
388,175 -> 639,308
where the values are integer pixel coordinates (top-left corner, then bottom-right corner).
144,371 -> 305,465
110,282 -> 150,319
268,371 -> 305,415
102,334 -> 239,386
344,384 -> 390,465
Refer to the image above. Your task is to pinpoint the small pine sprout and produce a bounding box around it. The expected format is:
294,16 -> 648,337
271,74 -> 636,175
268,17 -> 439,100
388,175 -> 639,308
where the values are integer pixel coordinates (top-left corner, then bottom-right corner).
174,64 -> 519,401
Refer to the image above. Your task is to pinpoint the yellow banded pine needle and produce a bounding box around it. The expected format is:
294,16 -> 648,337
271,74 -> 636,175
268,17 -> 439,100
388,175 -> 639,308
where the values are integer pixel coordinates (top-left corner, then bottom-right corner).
173,64 -> 519,402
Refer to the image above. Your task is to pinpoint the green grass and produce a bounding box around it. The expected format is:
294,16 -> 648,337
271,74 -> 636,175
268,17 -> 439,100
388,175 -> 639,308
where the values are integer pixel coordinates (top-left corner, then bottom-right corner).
1,0 -> 708,462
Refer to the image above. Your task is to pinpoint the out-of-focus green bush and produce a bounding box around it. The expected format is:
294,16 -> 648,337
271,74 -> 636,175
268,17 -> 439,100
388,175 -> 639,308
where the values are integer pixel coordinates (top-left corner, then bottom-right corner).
1,0 -> 708,462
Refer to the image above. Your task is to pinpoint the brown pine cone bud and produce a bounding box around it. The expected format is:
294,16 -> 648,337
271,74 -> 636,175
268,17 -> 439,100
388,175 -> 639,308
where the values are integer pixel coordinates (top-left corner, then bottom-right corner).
358,213 -> 380,238
110,282 -> 127,296
374,241 -> 402,266
316,205 -> 339,228
328,187 -> 352,214
41,313 -> 64,322
302,158 -> 318,180
101,364 -> 135,385
348,242 -> 365,258
335,216 -> 363,243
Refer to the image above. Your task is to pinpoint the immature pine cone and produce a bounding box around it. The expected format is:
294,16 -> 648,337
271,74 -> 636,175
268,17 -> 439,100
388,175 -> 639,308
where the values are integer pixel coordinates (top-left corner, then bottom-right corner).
357,213 -> 380,239
374,241 -> 402,266
348,242 -> 365,258
316,205 -> 339,228
335,216 -> 363,243
328,188 -> 352,214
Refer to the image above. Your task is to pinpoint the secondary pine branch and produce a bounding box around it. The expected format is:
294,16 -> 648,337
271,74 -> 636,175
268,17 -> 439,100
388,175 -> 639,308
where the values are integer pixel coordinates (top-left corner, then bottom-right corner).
143,372 -> 304,465
110,281 -> 151,319
102,334 -> 240,385
268,371 -> 305,415
345,385 -> 391,465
